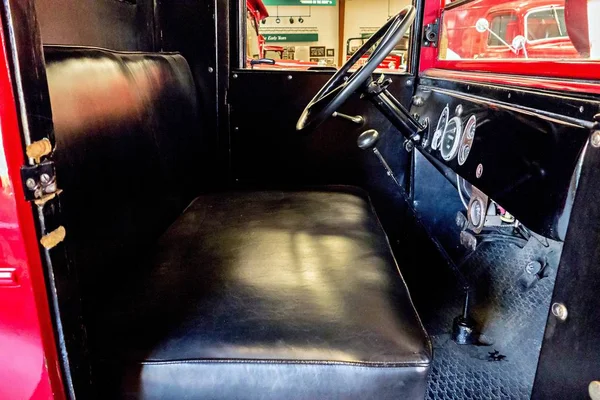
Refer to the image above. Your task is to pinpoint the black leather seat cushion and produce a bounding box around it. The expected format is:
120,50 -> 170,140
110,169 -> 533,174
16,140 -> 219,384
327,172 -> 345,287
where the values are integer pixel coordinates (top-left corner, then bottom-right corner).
96,188 -> 431,399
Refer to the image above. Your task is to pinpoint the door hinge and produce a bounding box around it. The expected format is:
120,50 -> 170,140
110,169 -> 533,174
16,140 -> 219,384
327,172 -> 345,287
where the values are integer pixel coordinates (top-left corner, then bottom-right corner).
423,19 -> 440,48
20,160 -> 58,201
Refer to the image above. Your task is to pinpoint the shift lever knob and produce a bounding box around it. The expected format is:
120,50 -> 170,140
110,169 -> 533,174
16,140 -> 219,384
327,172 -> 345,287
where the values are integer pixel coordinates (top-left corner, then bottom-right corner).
357,129 -> 380,150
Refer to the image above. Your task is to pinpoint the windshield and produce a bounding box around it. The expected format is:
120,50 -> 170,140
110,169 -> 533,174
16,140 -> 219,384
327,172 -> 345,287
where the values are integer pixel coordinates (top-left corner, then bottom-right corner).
439,0 -> 598,60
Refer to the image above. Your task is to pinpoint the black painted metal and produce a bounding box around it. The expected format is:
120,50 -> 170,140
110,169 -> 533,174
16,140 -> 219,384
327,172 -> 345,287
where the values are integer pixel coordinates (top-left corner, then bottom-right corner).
228,70 -> 414,189
409,79 -> 594,240
532,141 -> 600,399
3,0 -> 55,147
158,0 -> 222,188
371,89 -> 424,141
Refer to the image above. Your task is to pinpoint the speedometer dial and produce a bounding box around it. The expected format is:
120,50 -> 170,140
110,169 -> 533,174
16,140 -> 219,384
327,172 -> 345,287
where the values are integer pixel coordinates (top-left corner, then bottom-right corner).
440,116 -> 462,161
431,105 -> 449,150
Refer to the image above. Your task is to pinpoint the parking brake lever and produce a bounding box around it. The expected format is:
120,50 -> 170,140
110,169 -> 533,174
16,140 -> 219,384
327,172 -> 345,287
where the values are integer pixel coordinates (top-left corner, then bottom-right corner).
357,129 -> 400,186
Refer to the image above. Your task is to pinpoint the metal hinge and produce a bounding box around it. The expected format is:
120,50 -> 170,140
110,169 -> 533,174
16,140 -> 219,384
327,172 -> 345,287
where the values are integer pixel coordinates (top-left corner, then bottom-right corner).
20,160 -> 58,201
423,19 -> 440,48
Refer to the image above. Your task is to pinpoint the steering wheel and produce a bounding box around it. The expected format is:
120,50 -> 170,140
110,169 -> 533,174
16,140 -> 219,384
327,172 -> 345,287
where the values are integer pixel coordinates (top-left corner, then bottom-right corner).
296,5 -> 417,132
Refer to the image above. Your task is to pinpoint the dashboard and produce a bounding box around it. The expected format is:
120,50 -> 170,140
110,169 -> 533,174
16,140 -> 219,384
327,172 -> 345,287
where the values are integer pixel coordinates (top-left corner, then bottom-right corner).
409,77 -> 596,240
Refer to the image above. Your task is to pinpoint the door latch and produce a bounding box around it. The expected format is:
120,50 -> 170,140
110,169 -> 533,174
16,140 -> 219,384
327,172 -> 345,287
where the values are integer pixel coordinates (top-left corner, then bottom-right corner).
423,19 -> 440,48
20,160 -> 57,201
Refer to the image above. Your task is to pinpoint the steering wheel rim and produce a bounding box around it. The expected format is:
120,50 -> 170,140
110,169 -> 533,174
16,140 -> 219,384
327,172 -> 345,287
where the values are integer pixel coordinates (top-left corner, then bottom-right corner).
296,5 -> 416,133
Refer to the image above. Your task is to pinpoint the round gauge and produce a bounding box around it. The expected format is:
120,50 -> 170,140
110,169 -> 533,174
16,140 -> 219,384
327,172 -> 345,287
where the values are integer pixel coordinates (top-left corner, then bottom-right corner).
465,115 -> 476,140
431,106 -> 449,150
440,116 -> 462,161
458,115 -> 477,166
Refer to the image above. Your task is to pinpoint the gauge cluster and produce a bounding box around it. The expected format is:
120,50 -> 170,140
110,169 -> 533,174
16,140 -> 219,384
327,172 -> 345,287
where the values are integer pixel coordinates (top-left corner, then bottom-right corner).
408,80 -> 591,241
423,103 -> 477,166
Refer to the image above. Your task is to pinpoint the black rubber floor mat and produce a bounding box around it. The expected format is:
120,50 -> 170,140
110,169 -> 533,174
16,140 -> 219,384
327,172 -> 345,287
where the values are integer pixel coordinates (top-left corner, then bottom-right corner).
424,237 -> 562,400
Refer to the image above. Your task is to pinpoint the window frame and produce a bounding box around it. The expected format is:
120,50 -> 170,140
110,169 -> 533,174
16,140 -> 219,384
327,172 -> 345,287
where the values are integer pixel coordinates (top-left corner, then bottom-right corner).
234,0 -> 424,76
524,5 -> 567,43
429,0 -> 599,81
486,11 -> 518,48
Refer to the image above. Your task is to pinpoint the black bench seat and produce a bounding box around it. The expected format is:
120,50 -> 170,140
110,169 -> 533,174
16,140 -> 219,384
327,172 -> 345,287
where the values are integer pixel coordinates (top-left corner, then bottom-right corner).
43,47 -> 431,399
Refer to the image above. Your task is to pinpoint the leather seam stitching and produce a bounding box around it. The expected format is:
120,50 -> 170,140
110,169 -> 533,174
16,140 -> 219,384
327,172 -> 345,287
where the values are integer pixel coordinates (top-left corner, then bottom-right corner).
133,359 -> 431,368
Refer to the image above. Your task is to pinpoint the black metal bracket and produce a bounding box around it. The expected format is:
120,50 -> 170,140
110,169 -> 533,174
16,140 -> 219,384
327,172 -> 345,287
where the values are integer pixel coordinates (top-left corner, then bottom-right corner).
365,74 -> 393,97
20,160 -> 57,201
423,19 -> 440,48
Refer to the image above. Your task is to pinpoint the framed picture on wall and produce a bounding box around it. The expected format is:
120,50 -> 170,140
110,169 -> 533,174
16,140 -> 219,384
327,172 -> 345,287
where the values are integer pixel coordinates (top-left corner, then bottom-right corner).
310,46 -> 326,57
326,49 -> 335,57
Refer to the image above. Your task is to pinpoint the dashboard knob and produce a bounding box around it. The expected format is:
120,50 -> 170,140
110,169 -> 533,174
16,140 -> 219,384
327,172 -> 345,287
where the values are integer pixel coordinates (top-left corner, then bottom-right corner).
357,129 -> 380,150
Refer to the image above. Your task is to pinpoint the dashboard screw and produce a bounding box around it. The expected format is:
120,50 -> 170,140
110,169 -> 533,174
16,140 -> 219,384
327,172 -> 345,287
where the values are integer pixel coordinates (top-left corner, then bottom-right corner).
287,75 -> 293,80
476,164 -> 483,178
208,67 -> 214,73
580,106 -> 585,113
455,104 -> 463,116
591,131 -> 600,148
406,79 -> 413,86
551,302 -> 568,321
232,74 -> 238,79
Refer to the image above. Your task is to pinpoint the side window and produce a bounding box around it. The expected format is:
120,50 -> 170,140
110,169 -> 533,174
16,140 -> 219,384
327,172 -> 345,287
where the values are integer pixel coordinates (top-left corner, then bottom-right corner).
526,7 -> 567,41
242,0 -> 414,73
439,0 -> 598,61
487,13 -> 518,46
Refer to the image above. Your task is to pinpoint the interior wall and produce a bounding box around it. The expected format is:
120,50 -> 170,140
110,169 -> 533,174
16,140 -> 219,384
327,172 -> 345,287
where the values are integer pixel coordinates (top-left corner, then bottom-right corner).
344,0 -> 412,58
261,4 -> 339,60
259,0 -> 412,63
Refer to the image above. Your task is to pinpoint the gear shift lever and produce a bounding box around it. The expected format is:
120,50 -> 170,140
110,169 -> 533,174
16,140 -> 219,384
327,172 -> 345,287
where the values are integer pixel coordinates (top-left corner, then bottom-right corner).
357,129 -> 399,186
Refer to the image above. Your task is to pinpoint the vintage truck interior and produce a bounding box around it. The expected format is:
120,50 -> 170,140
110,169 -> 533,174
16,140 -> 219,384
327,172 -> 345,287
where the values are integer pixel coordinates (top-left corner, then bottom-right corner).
2,0 -> 600,399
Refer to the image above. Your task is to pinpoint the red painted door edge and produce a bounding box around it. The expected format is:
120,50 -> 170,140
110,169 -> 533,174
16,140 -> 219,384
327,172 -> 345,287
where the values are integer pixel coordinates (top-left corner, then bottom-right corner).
0,11 -> 66,400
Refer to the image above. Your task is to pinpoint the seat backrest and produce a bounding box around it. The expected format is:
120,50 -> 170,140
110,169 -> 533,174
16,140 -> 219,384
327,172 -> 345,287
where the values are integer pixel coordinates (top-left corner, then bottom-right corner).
44,47 -> 203,305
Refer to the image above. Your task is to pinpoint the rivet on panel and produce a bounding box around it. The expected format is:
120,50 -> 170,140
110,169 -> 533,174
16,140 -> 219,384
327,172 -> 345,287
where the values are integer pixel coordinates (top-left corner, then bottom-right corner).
287,75 -> 293,80
551,302 -> 568,321
208,67 -> 214,73
591,131 -> 600,148
476,164 -> 483,179
232,73 -> 238,79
